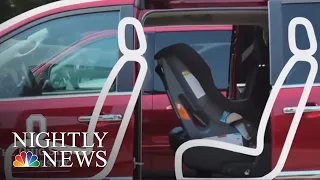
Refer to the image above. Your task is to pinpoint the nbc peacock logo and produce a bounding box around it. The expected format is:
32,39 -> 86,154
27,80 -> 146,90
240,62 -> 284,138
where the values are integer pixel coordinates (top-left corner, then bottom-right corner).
13,151 -> 40,167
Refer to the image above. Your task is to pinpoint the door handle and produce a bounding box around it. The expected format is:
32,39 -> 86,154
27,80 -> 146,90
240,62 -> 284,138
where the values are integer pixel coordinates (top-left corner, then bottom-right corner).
78,114 -> 123,122
283,106 -> 320,114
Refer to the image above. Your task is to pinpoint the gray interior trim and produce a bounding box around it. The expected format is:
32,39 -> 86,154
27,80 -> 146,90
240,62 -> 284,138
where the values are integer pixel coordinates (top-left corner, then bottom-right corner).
268,0 -> 284,86
134,0 -> 145,9
242,43 -> 255,62
142,8 -> 268,27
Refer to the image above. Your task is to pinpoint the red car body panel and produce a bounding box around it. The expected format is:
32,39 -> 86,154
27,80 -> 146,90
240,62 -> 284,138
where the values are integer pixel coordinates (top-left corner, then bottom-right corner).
272,87 -> 320,171
0,95 -> 136,177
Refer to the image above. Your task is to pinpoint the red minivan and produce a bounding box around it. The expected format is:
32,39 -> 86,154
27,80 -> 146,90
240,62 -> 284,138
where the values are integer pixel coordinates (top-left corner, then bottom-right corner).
1,0 -> 320,179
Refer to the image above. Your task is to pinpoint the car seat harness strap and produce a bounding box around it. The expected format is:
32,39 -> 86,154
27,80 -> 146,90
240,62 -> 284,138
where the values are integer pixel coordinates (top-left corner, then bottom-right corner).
220,111 -> 230,123
220,111 -> 251,141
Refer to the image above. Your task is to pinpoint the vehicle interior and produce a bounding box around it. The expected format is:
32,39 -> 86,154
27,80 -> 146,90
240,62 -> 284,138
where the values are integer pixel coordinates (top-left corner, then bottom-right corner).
142,8 -> 272,178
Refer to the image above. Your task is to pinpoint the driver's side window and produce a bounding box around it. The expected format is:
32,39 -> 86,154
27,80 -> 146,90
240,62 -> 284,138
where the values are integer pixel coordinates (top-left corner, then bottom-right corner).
45,36 -> 119,94
0,11 -> 126,99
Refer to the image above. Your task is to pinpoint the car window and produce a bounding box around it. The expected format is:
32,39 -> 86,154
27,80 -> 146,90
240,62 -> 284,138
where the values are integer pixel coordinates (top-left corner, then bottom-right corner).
153,30 -> 232,92
272,2 -> 320,85
0,11 -> 124,99
47,36 -> 118,93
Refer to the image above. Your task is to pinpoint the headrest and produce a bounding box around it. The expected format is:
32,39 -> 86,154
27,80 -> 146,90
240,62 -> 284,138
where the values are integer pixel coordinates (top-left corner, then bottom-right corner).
154,43 -> 231,111
154,43 -> 219,92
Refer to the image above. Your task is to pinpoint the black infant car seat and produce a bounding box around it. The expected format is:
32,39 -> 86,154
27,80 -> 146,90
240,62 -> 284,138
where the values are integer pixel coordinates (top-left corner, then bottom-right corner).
154,40 -> 271,177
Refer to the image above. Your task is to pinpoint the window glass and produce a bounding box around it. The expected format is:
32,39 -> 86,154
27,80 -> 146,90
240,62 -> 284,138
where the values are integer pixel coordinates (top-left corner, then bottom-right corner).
47,36 -> 118,93
272,3 -> 320,85
142,33 -> 155,93
153,30 -> 232,92
0,11 -> 122,98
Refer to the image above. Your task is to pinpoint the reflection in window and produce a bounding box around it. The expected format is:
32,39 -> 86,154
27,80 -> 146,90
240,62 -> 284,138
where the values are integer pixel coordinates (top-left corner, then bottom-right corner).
274,3 -> 320,85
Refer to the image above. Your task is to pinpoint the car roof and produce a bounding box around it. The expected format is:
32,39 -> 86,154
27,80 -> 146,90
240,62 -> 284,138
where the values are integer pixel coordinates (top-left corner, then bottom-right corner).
0,0 -> 265,37
138,0 -> 268,9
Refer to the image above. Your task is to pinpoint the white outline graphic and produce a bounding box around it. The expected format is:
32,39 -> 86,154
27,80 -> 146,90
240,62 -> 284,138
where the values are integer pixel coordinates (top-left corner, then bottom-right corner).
174,17 -> 318,180
4,17 -> 148,180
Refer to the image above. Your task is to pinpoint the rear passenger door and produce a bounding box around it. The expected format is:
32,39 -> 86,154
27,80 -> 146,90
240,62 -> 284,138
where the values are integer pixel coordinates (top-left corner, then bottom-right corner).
143,26 -> 233,171
269,0 -> 320,176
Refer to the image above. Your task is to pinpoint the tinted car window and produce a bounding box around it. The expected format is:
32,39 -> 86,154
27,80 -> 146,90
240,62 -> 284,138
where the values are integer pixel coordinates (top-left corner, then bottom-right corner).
153,30 -> 232,92
271,2 -> 320,85
0,11 -> 128,99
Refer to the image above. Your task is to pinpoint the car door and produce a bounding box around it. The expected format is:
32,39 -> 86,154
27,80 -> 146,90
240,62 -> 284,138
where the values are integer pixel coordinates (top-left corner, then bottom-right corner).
143,26 -> 233,173
269,0 -> 320,177
0,3 -> 136,179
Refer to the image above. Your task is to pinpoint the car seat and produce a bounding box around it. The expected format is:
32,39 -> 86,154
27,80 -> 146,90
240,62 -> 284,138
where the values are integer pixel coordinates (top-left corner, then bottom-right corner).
154,31 -> 271,176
